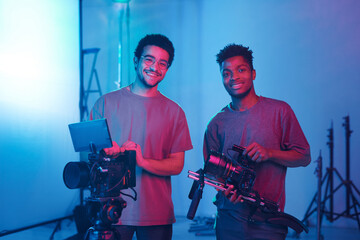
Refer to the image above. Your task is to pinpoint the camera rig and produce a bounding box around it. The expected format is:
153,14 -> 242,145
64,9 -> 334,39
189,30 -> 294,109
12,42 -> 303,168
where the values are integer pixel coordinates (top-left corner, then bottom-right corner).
187,144 -> 308,234
63,119 -> 136,240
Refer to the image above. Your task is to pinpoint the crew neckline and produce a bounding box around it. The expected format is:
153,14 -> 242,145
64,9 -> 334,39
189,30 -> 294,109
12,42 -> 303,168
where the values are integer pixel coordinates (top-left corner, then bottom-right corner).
123,86 -> 162,99
227,96 -> 264,113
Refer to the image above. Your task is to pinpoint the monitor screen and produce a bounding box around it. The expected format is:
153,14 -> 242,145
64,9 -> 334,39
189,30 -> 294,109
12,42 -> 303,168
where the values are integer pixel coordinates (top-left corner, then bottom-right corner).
68,119 -> 113,152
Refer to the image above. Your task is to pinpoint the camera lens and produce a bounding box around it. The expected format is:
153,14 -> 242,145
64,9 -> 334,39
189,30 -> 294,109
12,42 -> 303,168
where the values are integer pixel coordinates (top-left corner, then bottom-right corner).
63,161 -> 90,189
205,152 -> 233,179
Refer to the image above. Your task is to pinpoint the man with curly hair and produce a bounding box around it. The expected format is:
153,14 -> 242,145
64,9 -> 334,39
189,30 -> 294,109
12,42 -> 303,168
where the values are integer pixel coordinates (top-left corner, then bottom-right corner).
90,34 -> 193,240
203,44 -> 310,240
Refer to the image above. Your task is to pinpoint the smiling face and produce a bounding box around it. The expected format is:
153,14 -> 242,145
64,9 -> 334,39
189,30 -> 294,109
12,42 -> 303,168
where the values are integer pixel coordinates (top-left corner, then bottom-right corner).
220,55 -> 256,99
134,45 -> 170,90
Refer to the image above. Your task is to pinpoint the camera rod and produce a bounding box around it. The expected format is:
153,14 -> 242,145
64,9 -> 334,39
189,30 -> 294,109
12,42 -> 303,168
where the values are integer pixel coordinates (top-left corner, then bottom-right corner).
187,170 -> 308,234
188,171 -> 263,206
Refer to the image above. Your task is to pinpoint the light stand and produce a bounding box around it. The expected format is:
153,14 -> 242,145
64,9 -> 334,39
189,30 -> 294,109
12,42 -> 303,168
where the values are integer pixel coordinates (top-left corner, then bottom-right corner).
315,151 -> 323,240
302,116 -> 360,232
340,116 -> 360,226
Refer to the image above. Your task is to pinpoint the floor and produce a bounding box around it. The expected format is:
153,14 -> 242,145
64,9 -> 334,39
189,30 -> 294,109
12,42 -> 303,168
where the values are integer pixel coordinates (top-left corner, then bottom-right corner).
1,216 -> 360,240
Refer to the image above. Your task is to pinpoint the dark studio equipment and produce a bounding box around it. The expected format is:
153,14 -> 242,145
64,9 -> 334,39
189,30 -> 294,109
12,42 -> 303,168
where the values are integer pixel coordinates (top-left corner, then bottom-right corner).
315,151 -> 323,240
188,216 -> 216,236
302,116 -> 360,233
187,144 -> 308,235
63,119 -> 136,240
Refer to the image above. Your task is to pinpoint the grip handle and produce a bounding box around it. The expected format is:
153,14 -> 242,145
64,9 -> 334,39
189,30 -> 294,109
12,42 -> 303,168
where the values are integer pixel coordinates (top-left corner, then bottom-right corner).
186,188 -> 202,220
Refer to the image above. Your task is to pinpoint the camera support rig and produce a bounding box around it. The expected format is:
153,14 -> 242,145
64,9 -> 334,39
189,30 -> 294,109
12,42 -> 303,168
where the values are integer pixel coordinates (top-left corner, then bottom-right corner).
64,119 -> 137,240
64,145 -> 136,240
186,145 -> 308,235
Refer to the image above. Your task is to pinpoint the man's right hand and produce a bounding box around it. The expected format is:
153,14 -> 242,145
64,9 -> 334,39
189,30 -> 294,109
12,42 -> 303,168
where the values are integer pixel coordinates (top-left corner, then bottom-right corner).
223,185 -> 244,204
102,141 -> 123,157
102,140 -> 141,161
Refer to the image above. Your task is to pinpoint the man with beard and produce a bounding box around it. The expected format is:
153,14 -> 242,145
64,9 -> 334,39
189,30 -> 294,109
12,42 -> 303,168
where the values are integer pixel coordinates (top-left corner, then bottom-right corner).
90,34 -> 193,240
203,44 -> 310,240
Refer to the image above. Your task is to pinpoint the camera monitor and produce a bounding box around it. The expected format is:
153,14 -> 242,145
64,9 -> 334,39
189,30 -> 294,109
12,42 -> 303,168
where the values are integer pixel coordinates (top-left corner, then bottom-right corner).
68,119 -> 113,152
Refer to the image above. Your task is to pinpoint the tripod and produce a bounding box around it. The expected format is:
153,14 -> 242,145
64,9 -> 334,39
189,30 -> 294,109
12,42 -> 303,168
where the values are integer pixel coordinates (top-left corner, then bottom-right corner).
302,116 -> 360,230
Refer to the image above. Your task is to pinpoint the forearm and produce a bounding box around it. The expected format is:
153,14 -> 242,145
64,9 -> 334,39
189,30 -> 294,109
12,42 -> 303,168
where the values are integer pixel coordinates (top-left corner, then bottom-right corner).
103,140 -> 186,176
268,149 -> 311,167
137,152 -> 185,176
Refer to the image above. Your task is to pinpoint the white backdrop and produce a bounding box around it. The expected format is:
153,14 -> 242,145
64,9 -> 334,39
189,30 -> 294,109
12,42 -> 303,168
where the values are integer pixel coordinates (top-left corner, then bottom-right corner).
0,0 -> 79,230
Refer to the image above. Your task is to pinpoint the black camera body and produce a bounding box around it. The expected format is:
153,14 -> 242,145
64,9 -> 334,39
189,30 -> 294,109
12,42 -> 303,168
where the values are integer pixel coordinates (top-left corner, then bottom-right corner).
63,151 -> 136,198
63,119 -> 137,239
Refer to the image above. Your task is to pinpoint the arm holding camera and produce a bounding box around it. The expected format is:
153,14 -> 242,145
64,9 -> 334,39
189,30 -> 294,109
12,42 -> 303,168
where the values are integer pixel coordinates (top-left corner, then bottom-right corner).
244,142 -> 310,167
224,142 -> 310,203
103,140 -> 184,176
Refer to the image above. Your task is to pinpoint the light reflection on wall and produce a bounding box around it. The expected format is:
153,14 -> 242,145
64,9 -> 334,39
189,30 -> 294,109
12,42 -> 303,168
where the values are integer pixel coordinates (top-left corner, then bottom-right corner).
0,0 -> 80,230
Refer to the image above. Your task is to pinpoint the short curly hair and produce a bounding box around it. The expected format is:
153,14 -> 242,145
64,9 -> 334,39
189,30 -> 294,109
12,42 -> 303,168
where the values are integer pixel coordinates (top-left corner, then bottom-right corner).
216,44 -> 254,70
134,34 -> 175,67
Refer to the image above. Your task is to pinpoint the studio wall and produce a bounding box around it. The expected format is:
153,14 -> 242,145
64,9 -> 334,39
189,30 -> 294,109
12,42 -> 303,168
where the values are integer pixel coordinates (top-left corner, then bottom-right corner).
0,0 -> 80,230
82,0 -> 360,229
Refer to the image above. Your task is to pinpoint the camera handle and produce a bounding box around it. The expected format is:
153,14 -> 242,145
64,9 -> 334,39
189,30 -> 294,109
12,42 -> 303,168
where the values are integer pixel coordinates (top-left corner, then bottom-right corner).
88,142 -> 101,163
187,170 -> 309,234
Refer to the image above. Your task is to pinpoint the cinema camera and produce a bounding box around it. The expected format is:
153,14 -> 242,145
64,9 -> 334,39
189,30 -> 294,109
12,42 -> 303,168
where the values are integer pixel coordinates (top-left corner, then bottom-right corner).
63,119 -> 136,240
187,144 -> 308,234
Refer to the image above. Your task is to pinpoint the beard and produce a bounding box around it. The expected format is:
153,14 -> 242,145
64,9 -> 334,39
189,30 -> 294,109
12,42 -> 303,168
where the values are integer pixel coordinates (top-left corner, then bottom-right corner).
136,69 -> 162,89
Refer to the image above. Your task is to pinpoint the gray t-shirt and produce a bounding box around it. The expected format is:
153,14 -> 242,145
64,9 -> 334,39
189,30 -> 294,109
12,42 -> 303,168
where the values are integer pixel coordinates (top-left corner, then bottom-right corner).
90,87 -> 193,225
204,96 -> 310,211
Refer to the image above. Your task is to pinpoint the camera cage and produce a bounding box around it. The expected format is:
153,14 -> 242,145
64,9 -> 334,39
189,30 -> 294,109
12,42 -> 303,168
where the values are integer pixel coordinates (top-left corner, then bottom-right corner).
64,118 -> 136,196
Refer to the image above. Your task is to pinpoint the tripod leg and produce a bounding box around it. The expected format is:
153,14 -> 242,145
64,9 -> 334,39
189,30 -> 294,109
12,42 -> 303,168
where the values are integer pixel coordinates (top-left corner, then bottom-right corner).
349,188 -> 360,229
317,167 -> 322,240
302,171 -> 330,223
114,226 -> 122,240
49,220 -> 62,240
350,181 -> 360,196
302,192 -> 317,223
84,227 -> 93,240
322,170 -> 332,221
